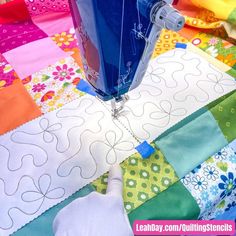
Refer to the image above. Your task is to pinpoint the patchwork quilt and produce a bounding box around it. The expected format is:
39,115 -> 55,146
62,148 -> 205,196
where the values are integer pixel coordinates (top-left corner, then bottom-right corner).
0,0 -> 235,235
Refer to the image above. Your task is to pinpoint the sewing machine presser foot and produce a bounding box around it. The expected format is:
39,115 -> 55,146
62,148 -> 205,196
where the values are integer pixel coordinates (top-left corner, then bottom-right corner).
111,94 -> 129,119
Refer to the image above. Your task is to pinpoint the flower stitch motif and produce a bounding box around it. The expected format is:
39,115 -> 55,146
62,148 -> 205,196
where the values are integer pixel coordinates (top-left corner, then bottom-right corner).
150,100 -> 187,127
203,165 -> 219,181
192,175 -> 208,191
53,64 -> 75,81
22,174 -> 65,206
39,118 -> 62,143
202,73 -> 236,94
32,83 -> 46,93
218,172 -> 236,198
144,64 -> 162,83
95,131 -> 134,165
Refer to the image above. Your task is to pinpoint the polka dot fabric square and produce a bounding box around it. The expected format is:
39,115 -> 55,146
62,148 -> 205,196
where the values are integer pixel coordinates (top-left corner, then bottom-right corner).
92,144 -> 179,213
26,0 -> 70,17
152,29 -> 188,59
0,20 -> 47,53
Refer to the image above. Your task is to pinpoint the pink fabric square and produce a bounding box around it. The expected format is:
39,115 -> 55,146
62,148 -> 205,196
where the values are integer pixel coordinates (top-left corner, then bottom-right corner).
25,0 -> 70,17
32,12 -> 73,36
0,20 -> 48,53
3,37 -> 68,79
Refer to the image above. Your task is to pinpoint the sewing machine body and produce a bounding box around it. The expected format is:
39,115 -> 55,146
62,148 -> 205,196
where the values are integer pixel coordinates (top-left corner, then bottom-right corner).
69,0 -> 184,104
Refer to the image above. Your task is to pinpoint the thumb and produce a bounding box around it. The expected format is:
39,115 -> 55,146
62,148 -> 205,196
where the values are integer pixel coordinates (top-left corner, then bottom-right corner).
106,164 -> 123,197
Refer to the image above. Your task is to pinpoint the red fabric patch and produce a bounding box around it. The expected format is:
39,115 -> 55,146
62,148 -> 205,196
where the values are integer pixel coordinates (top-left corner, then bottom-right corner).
0,0 -> 30,24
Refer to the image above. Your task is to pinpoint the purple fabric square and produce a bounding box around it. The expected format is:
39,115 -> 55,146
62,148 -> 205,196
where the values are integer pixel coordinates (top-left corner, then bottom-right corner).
0,20 -> 48,53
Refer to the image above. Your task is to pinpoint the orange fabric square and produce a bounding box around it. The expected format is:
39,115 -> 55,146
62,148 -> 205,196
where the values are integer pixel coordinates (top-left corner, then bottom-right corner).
0,81 -> 42,135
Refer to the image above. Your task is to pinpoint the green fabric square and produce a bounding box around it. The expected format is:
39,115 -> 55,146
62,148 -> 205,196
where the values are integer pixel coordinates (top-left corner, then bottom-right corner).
155,111 -> 228,178
128,181 -> 200,225
227,69 -> 236,79
210,91 -> 236,142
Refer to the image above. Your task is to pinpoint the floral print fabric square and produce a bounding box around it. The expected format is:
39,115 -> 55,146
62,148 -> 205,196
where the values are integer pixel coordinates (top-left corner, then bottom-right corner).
191,33 -> 236,69
152,29 -> 188,59
23,56 -> 85,113
181,144 -> 236,219
0,20 -> 47,53
204,182 -> 236,220
3,37 -> 68,80
51,29 -> 83,69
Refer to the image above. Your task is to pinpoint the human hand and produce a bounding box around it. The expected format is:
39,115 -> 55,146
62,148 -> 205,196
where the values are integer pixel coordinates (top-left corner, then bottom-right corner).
53,165 -> 134,236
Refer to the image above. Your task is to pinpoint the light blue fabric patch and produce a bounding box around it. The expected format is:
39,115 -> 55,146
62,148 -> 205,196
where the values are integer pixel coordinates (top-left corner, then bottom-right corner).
13,185 -> 94,236
155,110 -> 228,178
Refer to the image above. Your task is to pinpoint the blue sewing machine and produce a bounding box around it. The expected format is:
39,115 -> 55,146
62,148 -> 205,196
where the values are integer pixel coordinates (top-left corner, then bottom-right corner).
69,0 -> 184,117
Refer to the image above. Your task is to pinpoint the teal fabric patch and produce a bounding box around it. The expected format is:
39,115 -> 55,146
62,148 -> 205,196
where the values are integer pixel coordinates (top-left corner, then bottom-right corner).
13,185 -> 94,236
157,108 -> 207,140
155,111 -> 228,178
